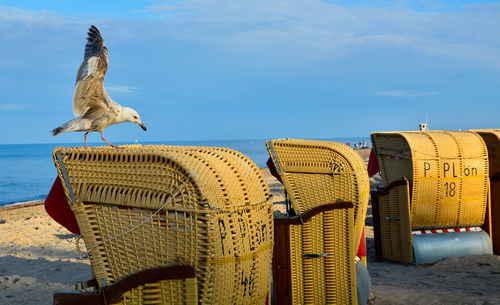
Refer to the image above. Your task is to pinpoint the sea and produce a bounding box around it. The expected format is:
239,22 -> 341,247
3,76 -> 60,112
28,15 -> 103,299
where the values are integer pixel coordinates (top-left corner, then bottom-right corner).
0,137 -> 369,206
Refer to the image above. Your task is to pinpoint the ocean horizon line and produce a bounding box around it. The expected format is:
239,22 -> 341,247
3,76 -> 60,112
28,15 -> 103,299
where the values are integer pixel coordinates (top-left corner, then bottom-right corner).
0,136 -> 370,146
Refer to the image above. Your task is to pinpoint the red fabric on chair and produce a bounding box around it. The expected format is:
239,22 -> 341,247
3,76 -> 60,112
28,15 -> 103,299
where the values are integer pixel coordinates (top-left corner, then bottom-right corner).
367,148 -> 380,177
44,176 -> 80,235
357,227 -> 366,258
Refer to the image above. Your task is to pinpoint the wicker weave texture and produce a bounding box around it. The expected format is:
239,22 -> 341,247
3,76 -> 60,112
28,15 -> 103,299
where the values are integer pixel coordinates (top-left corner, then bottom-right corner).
266,139 -> 370,248
378,184 -> 413,263
113,278 -> 198,305
53,145 -> 273,305
288,208 -> 357,305
370,134 -> 412,185
371,131 -> 489,229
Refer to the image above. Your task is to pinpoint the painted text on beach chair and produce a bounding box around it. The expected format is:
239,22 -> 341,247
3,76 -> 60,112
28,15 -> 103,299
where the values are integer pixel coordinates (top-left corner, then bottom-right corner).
52,145 -> 273,305
371,131 -> 493,264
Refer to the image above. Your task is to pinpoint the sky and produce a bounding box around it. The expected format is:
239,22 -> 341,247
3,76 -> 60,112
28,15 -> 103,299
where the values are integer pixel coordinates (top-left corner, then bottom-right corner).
0,0 -> 499,144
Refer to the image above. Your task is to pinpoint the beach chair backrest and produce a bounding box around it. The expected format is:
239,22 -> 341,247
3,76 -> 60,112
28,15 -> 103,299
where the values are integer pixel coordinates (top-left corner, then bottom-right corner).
266,139 -> 370,251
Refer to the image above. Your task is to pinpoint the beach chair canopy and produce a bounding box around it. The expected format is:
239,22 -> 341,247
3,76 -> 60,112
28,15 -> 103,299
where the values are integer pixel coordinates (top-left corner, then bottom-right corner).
266,139 -> 370,246
372,130 -> 489,229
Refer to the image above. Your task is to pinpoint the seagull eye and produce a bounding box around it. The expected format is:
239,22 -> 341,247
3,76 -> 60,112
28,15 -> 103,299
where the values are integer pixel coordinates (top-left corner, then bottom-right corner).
134,116 -> 138,119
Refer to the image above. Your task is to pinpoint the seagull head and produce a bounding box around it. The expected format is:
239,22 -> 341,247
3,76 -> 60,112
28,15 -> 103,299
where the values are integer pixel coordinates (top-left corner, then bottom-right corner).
122,107 -> 147,131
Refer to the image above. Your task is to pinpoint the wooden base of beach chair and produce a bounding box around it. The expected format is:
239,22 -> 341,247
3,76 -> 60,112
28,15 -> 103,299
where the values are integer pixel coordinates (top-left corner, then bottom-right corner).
487,177 -> 500,255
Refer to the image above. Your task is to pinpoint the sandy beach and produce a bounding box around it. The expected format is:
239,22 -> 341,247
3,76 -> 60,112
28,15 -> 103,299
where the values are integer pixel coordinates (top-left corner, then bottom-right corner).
1,148 -> 499,305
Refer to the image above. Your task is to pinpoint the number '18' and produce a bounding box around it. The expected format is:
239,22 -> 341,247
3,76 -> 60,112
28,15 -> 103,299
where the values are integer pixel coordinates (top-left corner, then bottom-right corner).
444,182 -> 456,197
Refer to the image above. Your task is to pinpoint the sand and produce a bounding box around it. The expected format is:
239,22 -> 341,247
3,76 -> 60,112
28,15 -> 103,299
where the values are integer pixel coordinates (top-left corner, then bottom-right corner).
1,147 -> 499,305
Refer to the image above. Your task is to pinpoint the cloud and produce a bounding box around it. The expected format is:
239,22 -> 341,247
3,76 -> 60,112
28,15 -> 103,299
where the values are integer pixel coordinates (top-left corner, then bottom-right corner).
144,2 -> 196,19
0,5 -> 65,26
1,2 -> 499,68
106,86 -> 139,93
140,0 -> 500,67
371,90 -> 438,97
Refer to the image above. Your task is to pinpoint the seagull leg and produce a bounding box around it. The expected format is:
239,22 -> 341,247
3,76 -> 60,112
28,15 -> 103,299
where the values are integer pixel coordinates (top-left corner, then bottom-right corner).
100,131 -> 122,149
84,132 -> 89,149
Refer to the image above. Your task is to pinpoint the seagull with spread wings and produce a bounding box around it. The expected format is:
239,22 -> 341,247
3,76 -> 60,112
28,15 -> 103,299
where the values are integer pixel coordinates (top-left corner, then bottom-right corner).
52,25 -> 146,149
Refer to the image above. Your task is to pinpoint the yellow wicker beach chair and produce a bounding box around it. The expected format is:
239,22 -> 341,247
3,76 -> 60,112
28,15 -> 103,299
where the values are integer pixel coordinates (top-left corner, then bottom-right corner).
471,129 -> 500,255
52,145 -> 273,305
371,131 -> 493,264
266,139 -> 370,305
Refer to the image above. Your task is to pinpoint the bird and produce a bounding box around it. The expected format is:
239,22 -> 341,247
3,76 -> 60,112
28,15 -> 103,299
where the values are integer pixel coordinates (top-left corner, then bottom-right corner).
52,25 -> 146,149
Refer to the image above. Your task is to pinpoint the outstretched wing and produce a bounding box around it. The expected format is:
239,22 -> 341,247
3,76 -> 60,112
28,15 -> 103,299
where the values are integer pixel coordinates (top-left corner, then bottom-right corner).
73,25 -> 113,117
76,25 -> 108,84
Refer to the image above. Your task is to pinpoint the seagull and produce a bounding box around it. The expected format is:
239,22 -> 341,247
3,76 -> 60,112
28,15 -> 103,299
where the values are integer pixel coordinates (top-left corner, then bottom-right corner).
52,25 -> 146,149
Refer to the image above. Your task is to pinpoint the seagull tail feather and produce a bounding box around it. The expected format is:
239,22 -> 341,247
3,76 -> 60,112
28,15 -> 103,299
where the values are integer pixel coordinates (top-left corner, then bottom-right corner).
52,118 -> 89,136
52,120 -> 73,136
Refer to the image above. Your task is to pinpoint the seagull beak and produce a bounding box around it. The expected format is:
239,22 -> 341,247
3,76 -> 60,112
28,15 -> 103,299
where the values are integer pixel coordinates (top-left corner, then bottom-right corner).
139,123 -> 147,131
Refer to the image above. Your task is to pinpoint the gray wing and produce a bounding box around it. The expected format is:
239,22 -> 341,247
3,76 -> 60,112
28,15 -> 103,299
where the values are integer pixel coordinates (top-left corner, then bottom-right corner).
73,25 -> 118,117
76,25 -> 108,84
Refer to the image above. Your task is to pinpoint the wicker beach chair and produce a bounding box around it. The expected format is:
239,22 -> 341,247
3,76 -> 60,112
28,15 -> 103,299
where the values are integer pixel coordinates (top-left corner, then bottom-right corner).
471,129 -> 500,255
371,131 -> 493,264
52,145 -> 273,305
266,139 -> 371,305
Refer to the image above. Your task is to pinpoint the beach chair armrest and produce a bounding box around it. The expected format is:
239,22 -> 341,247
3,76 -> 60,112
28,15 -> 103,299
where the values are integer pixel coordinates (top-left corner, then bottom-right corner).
53,265 -> 197,305
374,178 -> 411,196
274,201 -> 353,225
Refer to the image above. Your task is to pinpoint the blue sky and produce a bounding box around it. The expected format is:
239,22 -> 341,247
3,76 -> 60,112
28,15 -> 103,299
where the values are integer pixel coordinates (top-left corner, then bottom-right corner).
0,0 -> 499,144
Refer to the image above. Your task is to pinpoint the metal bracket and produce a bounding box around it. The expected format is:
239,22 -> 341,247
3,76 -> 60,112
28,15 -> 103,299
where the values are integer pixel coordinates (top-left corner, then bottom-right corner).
386,217 -> 399,221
